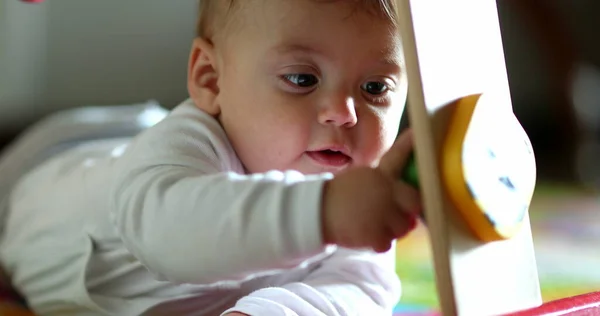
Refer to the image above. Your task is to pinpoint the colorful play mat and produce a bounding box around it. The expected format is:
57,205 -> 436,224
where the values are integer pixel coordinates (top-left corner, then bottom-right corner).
393,182 -> 600,315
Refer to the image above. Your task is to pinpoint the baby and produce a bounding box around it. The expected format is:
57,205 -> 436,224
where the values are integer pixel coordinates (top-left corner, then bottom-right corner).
0,0 -> 421,315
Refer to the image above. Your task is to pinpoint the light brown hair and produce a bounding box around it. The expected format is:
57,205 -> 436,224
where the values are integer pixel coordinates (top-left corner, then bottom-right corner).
196,0 -> 398,40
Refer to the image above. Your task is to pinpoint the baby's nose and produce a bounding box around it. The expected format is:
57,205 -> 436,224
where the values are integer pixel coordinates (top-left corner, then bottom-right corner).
318,97 -> 358,128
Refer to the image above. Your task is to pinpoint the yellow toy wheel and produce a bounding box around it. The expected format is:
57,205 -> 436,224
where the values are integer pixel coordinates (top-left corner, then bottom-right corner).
441,93 -> 537,242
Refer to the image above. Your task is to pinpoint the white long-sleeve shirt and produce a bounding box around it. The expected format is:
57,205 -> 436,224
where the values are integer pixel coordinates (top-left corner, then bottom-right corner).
0,99 -> 401,315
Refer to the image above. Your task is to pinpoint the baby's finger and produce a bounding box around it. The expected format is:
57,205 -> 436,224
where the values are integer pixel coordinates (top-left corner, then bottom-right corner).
393,182 -> 422,217
372,237 -> 394,253
387,209 -> 418,240
379,129 -> 414,177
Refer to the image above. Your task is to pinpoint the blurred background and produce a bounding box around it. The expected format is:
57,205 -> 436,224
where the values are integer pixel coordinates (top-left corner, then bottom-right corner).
0,0 -> 598,313
0,0 -> 197,148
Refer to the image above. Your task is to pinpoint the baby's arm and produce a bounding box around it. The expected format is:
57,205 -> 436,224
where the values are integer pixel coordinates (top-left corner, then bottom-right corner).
108,105 -> 331,284
221,246 -> 401,316
111,165 -> 330,284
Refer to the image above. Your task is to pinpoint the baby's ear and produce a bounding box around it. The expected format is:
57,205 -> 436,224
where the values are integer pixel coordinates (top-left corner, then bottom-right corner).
188,37 -> 220,116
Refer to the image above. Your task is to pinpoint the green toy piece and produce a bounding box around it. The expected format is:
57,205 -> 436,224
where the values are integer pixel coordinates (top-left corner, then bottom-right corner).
401,153 -> 420,189
400,153 -> 425,222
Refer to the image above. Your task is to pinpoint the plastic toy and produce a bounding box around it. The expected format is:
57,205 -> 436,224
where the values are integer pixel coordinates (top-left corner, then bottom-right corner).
401,93 -> 537,242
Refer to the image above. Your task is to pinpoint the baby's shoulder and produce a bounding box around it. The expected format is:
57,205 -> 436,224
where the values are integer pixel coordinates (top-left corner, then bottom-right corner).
144,99 -> 226,144
120,99 -> 244,173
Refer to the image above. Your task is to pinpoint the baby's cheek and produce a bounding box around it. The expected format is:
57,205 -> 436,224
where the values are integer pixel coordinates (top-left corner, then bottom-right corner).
362,120 -> 396,166
263,123 -> 309,169
357,134 -> 387,167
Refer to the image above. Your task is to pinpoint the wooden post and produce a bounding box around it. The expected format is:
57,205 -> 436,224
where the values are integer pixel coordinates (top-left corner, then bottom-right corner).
395,1 -> 543,315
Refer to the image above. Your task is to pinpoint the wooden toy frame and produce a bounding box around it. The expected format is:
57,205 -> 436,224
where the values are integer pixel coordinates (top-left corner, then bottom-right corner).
394,0 -> 543,315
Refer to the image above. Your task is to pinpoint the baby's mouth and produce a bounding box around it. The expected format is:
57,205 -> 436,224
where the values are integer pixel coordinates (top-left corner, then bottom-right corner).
306,149 -> 352,168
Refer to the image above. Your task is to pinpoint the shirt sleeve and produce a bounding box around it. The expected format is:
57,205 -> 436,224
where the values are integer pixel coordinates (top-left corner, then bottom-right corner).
107,103 -> 333,285
221,246 -> 401,316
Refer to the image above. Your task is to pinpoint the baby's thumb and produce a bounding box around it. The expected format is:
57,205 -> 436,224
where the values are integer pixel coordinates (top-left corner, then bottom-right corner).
379,129 -> 414,177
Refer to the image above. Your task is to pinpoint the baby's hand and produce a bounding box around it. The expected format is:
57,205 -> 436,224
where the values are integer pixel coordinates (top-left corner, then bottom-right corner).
321,129 -> 421,253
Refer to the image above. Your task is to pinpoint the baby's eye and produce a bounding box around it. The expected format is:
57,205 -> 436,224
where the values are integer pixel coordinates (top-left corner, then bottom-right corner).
282,74 -> 319,88
361,81 -> 389,95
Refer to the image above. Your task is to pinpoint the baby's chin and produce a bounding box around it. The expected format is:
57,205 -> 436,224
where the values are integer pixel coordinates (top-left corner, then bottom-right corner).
243,156 -> 374,176
247,164 -> 351,176
289,159 -> 369,176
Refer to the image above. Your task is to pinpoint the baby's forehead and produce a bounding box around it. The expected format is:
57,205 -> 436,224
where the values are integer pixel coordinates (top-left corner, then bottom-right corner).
207,0 -> 404,71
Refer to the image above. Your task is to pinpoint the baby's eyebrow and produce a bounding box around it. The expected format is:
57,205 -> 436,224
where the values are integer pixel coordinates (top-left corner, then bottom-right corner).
274,43 -> 325,57
376,56 -> 403,73
274,42 -> 403,72
379,57 -> 402,67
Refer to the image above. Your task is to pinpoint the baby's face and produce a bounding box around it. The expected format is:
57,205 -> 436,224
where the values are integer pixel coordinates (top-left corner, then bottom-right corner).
215,0 -> 406,174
